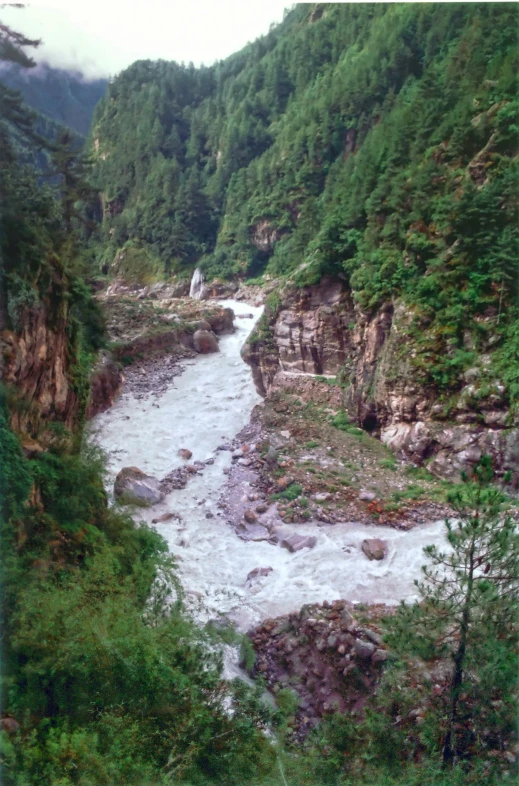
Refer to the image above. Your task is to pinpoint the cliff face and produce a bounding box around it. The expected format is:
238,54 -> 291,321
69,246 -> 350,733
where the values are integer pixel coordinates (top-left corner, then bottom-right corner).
1,305 -> 123,443
243,279 -> 519,483
1,306 -> 82,447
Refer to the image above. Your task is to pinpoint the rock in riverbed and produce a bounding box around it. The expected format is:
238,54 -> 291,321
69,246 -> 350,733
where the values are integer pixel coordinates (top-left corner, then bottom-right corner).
114,467 -> 164,507
281,533 -> 318,552
361,538 -> 387,561
193,329 -> 219,354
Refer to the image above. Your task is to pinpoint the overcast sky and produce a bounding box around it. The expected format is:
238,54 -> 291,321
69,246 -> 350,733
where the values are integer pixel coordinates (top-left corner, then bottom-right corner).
1,0 -> 291,78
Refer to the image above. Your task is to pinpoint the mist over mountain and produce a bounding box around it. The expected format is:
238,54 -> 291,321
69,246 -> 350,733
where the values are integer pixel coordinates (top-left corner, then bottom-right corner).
0,61 -> 107,137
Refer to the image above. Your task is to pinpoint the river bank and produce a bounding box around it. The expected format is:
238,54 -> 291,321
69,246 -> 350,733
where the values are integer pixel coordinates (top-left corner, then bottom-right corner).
90,298 -> 451,634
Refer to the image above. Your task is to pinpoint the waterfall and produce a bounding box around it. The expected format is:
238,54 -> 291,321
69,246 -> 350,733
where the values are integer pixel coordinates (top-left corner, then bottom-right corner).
189,267 -> 205,299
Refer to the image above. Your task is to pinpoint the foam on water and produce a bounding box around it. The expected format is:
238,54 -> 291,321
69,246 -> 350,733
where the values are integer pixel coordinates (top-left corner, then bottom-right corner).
91,299 -> 446,631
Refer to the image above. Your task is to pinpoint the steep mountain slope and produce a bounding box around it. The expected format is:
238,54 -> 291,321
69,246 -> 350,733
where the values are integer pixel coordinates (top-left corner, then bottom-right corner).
92,2 -> 518,462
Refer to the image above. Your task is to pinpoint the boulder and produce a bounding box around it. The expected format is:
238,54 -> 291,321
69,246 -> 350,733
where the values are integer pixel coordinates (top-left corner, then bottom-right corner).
361,538 -> 387,561
244,509 -> 257,523
359,489 -> 376,502
114,466 -> 164,507
178,448 -> 193,460
193,329 -> 219,353
236,522 -> 271,542
354,639 -> 376,659
281,533 -> 318,552
246,566 -> 273,583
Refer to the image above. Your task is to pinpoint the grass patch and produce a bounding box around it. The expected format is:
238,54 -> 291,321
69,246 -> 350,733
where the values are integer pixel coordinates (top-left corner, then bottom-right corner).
331,411 -> 364,435
271,483 -> 303,502
379,458 -> 398,471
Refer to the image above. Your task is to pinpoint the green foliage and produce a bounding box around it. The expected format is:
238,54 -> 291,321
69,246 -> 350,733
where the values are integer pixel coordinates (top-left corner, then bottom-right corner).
270,482 -> 303,502
0,429 -> 275,785
111,240 -> 164,284
387,458 -> 519,766
331,411 -> 363,435
239,636 -> 256,672
92,2 -> 518,394
0,397 -> 33,522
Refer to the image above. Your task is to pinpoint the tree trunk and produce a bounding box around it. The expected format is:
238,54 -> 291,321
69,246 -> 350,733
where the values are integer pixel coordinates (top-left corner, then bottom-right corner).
443,538 -> 476,765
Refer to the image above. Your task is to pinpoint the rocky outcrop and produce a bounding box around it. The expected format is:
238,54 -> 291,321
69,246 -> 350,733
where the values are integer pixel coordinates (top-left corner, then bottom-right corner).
250,220 -> 285,253
243,278 -> 518,483
249,600 -> 390,737
1,306 -> 82,441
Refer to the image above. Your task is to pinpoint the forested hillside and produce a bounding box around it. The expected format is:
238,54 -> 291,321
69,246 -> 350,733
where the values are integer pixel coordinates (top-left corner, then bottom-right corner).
1,5 -> 518,785
94,3 -> 517,290
92,2 -> 518,400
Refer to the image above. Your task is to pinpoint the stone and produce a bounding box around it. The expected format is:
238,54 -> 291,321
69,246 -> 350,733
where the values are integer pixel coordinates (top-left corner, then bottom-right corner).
178,448 -> 193,460
313,492 -> 331,502
265,446 -> 279,466
359,628 -> 383,646
236,522 -> 271,542
151,511 -> 180,523
246,566 -> 273,583
244,509 -> 257,523
281,533 -> 318,552
354,639 -> 376,659
361,538 -> 387,561
358,489 -> 376,502
193,329 -> 219,353
114,466 -> 164,507
372,648 -> 390,663
255,503 -> 268,514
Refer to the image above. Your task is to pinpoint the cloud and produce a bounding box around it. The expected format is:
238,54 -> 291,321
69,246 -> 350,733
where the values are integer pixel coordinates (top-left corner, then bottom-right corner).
1,0 -> 290,79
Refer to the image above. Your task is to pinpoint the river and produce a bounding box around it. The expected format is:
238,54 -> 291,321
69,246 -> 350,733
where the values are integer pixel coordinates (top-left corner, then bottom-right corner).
91,299 -> 445,632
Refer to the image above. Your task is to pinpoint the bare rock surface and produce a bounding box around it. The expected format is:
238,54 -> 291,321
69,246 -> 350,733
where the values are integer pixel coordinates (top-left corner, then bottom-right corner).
114,466 -> 164,507
193,329 -> 219,354
280,533 -> 318,552
242,277 -> 518,484
361,538 -> 387,561
248,600 -> 392,739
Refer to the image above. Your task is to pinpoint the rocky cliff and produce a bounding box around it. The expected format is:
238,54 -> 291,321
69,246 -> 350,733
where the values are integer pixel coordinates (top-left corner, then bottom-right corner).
1,305 -> 83,448
243,279 -> 519,484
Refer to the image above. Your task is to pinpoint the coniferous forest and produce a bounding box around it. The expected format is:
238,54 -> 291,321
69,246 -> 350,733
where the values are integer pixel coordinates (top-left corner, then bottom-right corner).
1,4 -> 518,785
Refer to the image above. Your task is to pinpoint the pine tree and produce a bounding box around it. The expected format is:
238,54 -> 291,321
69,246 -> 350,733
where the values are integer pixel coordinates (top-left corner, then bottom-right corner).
388,457 -> 519,766
50,128 -> 97,235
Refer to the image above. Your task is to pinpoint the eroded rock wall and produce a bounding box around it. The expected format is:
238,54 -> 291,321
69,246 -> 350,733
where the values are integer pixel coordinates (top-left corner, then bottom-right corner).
243,279 -> 518,482
1,306 -> 81,445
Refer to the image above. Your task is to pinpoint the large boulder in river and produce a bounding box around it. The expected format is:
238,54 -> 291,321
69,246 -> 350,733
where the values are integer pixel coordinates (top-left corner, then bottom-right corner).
281,533 -> 318,552
114,466 -> 164,507
361,538 -> 387,561
193,329 -> 219,354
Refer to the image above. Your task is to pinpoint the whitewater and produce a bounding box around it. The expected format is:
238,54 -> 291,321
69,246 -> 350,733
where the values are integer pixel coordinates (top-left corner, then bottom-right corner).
91,299 -> 445,632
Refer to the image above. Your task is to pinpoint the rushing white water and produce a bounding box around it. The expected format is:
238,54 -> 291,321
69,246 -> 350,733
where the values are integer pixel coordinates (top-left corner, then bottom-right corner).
189,267 -> 205,299
91,299 -> 446,631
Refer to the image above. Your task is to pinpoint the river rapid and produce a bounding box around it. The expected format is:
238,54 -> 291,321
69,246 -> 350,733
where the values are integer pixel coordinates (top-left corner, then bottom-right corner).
91,299 -> 445,633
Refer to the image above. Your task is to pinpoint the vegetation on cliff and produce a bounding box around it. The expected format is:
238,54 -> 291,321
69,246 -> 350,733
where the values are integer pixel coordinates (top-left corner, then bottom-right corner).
92,3 -> 518,397
1,5 -> 518,785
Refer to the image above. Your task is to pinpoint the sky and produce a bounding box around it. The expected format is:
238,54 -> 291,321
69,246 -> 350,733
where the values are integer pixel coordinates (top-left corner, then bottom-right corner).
1,0 -> 291,78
